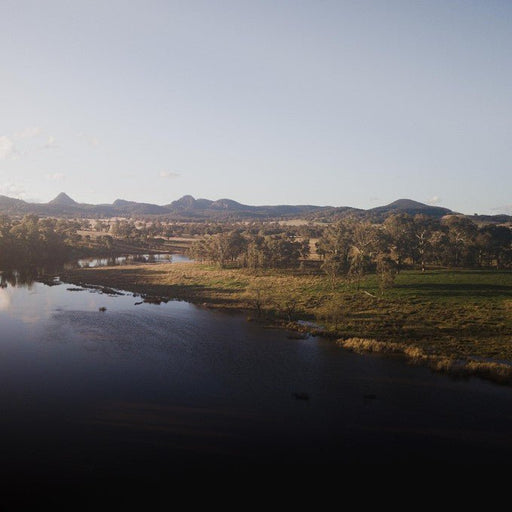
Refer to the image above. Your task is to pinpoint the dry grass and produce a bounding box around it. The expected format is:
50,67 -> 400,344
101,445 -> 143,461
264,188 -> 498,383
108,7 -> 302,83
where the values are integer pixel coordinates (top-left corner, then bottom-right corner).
338,337 -> 512,385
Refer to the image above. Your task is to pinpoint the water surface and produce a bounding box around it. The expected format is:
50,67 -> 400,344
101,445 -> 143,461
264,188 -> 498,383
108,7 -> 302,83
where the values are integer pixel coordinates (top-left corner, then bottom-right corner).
1,274 -> 511,482
77,252 -> 190,267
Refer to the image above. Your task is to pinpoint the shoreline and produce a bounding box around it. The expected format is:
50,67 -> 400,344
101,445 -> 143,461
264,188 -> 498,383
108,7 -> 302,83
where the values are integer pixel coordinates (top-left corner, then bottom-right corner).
338,338 -> 512,386
58,261 -> 512,387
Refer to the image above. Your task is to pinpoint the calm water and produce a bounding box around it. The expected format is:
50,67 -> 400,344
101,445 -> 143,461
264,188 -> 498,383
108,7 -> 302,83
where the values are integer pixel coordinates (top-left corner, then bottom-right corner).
1,273 -> 512,485
77,252 -> 190,268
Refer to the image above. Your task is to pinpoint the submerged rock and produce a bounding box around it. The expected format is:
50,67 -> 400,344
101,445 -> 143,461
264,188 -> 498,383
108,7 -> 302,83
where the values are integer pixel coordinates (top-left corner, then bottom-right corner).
143,296 -> 169,305
99,287 -> 124,296
38,276 -> 62,287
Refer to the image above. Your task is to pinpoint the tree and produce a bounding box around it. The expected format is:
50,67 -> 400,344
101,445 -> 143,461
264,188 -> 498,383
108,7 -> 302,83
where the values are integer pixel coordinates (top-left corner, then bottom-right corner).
317,221 -> 351,289
383,214 -> 414,272
412,214 -> 439,272
442,216 -> 477,267
244,235 -> 267,269
478,225 -> 512,269
244,282 -> 273,318
375,253 -> 398,294
348,221 -> 379,289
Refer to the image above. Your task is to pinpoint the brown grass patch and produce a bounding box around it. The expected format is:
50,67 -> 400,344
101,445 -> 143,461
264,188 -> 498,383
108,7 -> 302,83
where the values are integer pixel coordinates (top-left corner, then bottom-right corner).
338,337 -> 512,384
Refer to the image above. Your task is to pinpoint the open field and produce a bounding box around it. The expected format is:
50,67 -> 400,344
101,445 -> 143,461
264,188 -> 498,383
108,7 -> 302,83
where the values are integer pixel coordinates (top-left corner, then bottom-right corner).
61,262 -> 512,384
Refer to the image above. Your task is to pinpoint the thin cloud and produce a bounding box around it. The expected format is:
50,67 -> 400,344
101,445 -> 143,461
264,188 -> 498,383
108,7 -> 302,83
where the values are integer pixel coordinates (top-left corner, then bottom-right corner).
0,136 -> 16,160
42,135 -> 58,150
0,182 -> 27,199
45,172 -> 66,181
428,195 -> 441,205
77,132 -> 100,147
159,171 -> 181,179
14,127 -> 41,139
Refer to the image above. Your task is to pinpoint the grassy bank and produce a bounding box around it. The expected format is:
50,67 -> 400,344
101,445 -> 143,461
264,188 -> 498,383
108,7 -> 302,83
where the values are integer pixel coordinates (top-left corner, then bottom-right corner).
60,263 -> 512,384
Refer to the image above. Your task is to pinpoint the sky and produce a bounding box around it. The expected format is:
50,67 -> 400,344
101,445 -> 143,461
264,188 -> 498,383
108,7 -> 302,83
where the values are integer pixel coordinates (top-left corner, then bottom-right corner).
0,0 -> 511,214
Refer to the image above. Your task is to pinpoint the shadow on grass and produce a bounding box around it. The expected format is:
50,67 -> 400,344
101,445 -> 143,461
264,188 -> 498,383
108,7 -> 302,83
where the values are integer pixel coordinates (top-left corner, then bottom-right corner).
166,284 -> 244,304
395,282 -> 512,296
68,271 -> 244,307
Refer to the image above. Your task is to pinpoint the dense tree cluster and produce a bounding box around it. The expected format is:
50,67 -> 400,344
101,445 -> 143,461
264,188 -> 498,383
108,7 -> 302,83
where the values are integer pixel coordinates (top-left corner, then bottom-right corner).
188,230 -> 310,269
181,214 -> 512,275
186,214 -> 512,290
0,214 -> 75,267
317,214 -> 512,286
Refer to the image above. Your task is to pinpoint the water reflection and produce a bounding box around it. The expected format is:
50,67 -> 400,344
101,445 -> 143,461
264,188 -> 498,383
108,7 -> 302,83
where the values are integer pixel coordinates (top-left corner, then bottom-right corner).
0,288 -> 10,310
0,253 -> 190,288
1,268 -> 44,288
77,253 -> 190,268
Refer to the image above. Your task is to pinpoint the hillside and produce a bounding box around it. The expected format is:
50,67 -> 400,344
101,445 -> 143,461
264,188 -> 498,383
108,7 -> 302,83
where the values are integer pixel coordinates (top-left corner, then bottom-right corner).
2,192 -> 503,223
48,192 -> 78,207
367,199 -> 454,219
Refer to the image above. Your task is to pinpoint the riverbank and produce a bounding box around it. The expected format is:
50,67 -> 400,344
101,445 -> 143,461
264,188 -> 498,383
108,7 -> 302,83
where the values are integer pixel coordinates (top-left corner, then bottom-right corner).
60,262 -> 512,385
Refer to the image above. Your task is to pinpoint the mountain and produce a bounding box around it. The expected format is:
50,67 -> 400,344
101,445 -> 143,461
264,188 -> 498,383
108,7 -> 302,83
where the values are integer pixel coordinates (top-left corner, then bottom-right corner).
211,198 -> 248,210
163,195 -> 327,218
367,199 -> 453,218
0,192 -> 490,222
112,199 -> 169,215
0,195 -> 29,214
48,192 -> 78,207
166,195 -> 208,211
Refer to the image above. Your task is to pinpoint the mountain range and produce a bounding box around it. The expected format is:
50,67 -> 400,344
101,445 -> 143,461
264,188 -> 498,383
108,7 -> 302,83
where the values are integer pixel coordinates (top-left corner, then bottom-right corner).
0,192 -> 503,222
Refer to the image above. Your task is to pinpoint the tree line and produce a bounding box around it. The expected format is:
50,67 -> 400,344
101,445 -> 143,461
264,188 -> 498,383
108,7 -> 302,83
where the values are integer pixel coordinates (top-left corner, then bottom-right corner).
0,214 -> 76,268
189,230 -> 310,269
2,213 -> 511,279
317,214 -> 512,288
186,213 -> 512,282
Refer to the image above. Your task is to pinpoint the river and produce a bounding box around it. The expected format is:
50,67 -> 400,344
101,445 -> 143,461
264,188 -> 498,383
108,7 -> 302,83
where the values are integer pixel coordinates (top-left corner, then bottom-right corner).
1,262 -> 512,488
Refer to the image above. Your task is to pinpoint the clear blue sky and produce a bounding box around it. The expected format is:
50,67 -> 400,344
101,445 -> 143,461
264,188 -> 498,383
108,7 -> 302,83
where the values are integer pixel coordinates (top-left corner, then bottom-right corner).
1,0 -> 511,214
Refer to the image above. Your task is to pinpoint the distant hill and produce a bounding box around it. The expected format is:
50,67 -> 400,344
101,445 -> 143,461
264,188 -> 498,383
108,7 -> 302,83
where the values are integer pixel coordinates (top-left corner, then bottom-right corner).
470,213 -> 512,224
48,192 -> 78,207
303,198 -> 453,222
111,199 -> 169,215
0,193 -> 329,219
367,199 -> 453,218
2,192 -> 505,223
0,195 -> 28,214
164,195 -> 329,219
